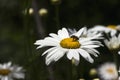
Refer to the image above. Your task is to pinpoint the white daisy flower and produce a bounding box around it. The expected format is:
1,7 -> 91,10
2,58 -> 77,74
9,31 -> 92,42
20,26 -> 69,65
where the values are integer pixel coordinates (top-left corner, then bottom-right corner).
0,62 -> 25,80
34,27 -> 102,65
104,34 -> 120,54
88,25 -> 120,36
98,62 -> 118,80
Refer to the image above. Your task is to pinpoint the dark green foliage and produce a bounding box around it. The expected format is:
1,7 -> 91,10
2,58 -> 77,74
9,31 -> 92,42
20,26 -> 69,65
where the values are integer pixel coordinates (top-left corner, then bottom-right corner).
0,0 -> 120,80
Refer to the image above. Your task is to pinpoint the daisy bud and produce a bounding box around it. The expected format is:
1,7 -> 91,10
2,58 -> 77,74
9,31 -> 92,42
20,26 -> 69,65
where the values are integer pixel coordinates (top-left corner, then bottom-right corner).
39,8 -> 48,16
79,78 -> 85,80
50,0 -> 61,5
92,78 -> 100,80
89,68 -> 97,76
29,8 -> 34,15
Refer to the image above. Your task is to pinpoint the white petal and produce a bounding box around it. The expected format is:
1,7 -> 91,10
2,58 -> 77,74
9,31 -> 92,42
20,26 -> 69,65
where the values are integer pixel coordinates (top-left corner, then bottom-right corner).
84,48 -> 98,57
45,60 -> 51,65
42,47 -> 57,56
81,45 -> 100,48
110,30 -> 116,36
3,64 -> 7,69
82,27 -> 87,35
104,39 -> 109,45
90,48 -> 100,54
34,40 -> 45,45
67,50 -> 76,60
36,45 -> 44,49
36,42 -> 58,49
35,37 -> 59,46
11,65 -> 23,72
73,27 -> 86,37
68,28 -> 77,34
73,50 -> 79,61
13,73 -> 25,79
118,51 -> 120,55
58,28 -> 69,39
49,33 -> 61,40
77,49 -> 94,63
35,39 -> 59,48
46,48 -> 59,59
118,34 -> 120,42
45,48 -> 62,65
53,48 -> 65,61
2,76 -> 9,80
61,28 -> 69,38
0,64 -> 3,69
79,36 -> 102,43
44,37 -> 59,42
81,41 -> 101,46
6,62 -> 12,68
67,50 -> 79,61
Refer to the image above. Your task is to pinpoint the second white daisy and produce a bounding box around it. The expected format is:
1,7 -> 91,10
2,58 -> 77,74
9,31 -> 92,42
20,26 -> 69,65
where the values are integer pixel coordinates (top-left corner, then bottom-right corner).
98,62 -> 118,80
104,33 -> 120,54
0,62 -> 25,80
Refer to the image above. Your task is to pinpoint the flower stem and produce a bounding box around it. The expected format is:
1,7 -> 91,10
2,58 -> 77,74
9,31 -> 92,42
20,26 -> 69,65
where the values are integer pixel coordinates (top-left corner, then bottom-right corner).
23,0 -> 32,61
113,52 -> 119,75
71,59 -> 78,80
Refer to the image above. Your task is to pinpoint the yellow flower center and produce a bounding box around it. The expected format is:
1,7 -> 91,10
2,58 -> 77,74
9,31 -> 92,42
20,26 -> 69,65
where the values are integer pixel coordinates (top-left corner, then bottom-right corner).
107,25 -> 117,30
106,68 -> 115,74
0,69 -> 11,76
60,36 -> 81,49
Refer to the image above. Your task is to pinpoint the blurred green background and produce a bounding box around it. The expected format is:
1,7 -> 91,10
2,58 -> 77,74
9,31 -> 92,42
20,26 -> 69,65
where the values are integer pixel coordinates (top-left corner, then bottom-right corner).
0,0 -> 120,80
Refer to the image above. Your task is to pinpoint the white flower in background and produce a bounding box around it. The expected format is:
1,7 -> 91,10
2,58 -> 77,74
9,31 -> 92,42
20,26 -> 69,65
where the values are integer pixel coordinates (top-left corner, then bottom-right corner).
68,27 -> 103,39
104,34 -> 120,54
98,62 -> 118,80
118,68 -> 120,80
0,62 -> 25,80
34,27 -> 102,65
88,25 -> 120,36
